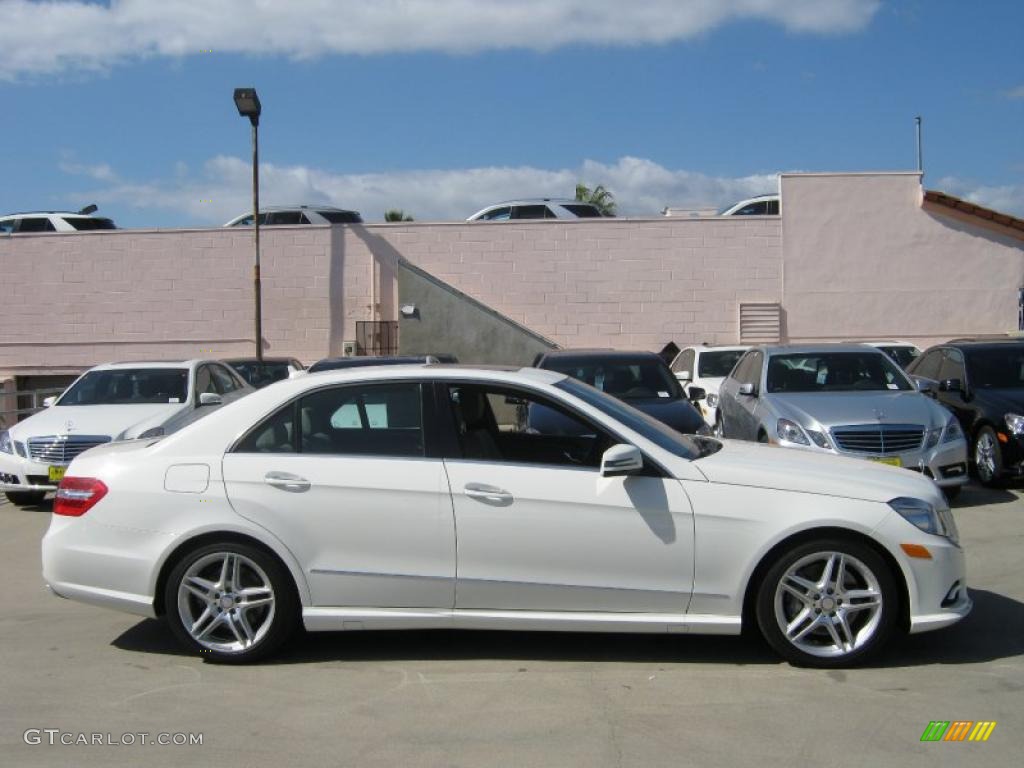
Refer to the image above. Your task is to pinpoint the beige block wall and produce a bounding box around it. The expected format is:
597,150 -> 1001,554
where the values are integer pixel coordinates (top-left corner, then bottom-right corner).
781,172 -> 1024,346
0,226 -> 363,373
358,216 -> 783,351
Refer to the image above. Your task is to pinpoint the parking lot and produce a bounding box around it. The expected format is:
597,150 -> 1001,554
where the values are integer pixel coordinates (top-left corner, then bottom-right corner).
1,483 -> 1020,768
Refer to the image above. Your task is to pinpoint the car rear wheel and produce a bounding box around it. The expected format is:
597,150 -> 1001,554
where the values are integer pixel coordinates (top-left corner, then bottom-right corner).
973,426 -> 1004,486
165,542 -> 298,663
5,491 -> 47,506
755,538 -> 899,668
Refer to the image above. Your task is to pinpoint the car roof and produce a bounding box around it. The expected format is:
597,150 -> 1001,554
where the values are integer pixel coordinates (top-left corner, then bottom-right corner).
90,359 -> 206,371
479,198 -> 592,207
0,211 -> 102,218
942,339 -> 1024,350
537,348 -> 663,362
279,364 -> 566,387
756,343 -> 891,355
253,205 -> 357,212
223,357 -> 299,364
687,345 -> 750,353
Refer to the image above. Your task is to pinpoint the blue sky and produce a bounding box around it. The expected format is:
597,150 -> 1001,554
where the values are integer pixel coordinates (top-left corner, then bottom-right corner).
1,0 -> 1021,226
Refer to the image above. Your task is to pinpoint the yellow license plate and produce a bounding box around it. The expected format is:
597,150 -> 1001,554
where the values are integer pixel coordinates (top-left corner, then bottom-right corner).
870,456 -> 902,467
48,466 -> 66,483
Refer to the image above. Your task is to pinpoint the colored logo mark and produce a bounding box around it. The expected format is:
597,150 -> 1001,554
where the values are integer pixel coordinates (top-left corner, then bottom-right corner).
920,721 -> 996,742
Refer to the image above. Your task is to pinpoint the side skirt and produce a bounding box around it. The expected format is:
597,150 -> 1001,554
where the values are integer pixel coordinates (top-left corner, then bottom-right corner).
303,607 -> 741,635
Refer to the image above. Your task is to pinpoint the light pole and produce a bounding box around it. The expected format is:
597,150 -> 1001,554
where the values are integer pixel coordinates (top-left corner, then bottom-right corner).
233,87 -> 263,362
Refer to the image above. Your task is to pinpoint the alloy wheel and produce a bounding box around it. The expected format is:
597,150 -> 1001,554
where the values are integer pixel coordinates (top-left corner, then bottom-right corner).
773,550 -> 884,659
975,431 -> 997,484
176,552 -> 276,654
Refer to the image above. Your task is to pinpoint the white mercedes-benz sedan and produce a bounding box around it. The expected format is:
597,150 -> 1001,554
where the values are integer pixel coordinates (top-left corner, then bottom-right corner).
41,365 -> 971,667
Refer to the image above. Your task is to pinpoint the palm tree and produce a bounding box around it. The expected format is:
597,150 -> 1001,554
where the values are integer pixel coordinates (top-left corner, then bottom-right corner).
384,209 -> 414,222
575,183 -> 616,216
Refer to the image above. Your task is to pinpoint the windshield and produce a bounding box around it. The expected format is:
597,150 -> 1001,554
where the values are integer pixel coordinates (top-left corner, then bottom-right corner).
967,347 -> 1024,389
58,369 -> 189,405
556,378 -> 719,460
698,350 -> 746,378
543,358 -> 683,400
230,361 -> 291,387
766,352 -> 913,393
877,345 -> 920,369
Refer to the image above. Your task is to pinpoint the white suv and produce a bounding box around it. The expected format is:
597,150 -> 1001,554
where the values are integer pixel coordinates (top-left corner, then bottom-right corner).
0,360 -> 252,506
0,207 -> 116,233
224,205 -> 362,226
670,345 -> 750,425
468,199 -> 606,221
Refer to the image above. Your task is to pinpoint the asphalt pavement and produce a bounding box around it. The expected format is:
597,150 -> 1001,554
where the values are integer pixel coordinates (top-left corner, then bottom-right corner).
1,483 -> 1021,767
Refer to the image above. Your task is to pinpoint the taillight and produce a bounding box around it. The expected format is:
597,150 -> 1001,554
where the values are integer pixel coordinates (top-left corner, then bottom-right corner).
54,477 -> 108,517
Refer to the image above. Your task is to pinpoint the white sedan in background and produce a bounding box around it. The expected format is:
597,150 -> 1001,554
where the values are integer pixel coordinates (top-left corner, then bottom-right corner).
1,360 -> 252,506
42,365 -> 970,667
670,344 -> 749,425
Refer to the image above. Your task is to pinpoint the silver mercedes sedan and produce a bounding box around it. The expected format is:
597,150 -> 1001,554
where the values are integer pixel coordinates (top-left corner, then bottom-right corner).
715,345 -> 968,496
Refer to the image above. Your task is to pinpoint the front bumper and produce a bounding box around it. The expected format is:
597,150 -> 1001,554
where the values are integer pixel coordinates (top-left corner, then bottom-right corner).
774,436 -> 969,489
872,512 -> 972,634
0,452 -> 64,493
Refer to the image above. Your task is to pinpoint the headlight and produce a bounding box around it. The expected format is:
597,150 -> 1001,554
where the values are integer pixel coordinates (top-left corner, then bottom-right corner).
777,419 -> 809,445
705,393 -> 718,409
922,427 -> 941,451
805,428 -> 832,449
889,497 -> 958,544
942,416 -> 964,443
1005,413 -> 1024,435
0,430 -> 12,454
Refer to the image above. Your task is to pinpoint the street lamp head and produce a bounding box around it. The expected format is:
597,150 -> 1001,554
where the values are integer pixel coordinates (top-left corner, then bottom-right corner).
233,87 -> 261,126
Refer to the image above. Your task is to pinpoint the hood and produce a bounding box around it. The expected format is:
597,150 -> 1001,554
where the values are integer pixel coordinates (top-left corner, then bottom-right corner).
768,391 -> 946,430
9,403 -> 187,441
973,388 -> 1024,418
627,397 -> 707,434
695,438 -> 945,505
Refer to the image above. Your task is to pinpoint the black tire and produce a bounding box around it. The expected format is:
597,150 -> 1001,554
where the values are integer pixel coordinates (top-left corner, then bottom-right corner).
757,431 -> 769,444
714,413 -> 726,439
755,537 -> 900,668
973,425 -> 1004,487
164,541 -> 299,664
5,491 -> 47,506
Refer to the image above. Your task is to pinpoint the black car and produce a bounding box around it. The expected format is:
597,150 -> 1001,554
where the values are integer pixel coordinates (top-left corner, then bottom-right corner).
307,354 -> 458,374
225,357 -> 304,388
532,349 -> 708,435
905,339 -> 1024,485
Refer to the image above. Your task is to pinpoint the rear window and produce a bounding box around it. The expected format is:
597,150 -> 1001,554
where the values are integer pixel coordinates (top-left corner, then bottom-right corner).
562,204 -> 603,218
62,217 -> 116,230
511,205 -> 555,220
318,210 -> 363,224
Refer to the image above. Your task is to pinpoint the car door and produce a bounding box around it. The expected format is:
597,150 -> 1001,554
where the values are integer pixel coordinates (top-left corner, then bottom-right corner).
438,380 -> 695,614
732,351 -> 765,440
222,380 -> 456,608
935,348 -> 973,429
717,353 -> 750,435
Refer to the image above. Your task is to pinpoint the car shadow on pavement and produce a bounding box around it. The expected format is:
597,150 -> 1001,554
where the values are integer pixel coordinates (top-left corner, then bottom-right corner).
112,588 -> 1024,667
951,482 -> 1022,509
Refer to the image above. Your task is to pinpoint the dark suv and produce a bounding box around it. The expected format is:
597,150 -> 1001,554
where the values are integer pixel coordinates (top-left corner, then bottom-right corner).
532,349 -> 708,435
905,339 -> 1024,485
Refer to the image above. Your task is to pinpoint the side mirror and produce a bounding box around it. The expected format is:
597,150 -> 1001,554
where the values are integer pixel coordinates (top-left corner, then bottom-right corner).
914,378 -> 935,393
676,370 -> 692,382
688,386 -> 707,402
939,378 -> 962,394
738,382 -> 757,397
600,444 -> 644,478
198,392 -> 223,406
42,396 -> 56,407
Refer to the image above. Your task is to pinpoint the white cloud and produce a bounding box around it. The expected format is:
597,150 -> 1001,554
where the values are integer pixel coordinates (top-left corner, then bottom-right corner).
935,176 -> 1024,217
0,0 -> 880,80
60,154 -> 780,224
1005,85 -> 1024,101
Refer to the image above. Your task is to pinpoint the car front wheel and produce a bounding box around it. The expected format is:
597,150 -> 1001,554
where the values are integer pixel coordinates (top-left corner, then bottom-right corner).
713,413 -> 725,438
973,426 -> 1004,486
755,538 -> 899,667
165,542 -> 298,663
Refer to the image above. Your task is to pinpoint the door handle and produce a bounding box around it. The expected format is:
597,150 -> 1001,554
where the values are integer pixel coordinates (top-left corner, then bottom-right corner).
464,483 -> 514,506
264,471 -> 311,493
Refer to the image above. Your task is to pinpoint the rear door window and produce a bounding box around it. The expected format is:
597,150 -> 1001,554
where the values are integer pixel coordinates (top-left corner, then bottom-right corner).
16,217 -> 56,232
511,205 -> 552,219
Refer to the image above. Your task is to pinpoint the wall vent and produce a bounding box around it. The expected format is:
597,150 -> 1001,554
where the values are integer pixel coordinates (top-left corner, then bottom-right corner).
739,303 -> 783,344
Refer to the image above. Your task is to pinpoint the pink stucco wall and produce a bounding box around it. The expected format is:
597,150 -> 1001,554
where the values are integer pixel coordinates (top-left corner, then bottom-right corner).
781,172 -> 1024,346
1,172 -> 1021,381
